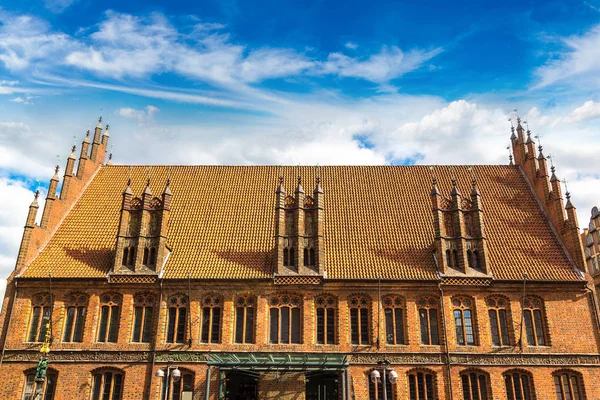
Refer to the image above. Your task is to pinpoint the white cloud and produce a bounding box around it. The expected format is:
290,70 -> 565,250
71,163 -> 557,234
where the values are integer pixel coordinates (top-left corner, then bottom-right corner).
44,0 -> 78,13
239,48 -> 314,83
118,105 -> 159,122
9,96 -> 33,105
565,100 -> 600,122
345,41 -> 358,50
534,24 -> 600,88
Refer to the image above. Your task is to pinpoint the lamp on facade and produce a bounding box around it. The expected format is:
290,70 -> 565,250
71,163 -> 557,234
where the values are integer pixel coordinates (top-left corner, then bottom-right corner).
370,369 -> 380,383
155,360 -> 180,400
374,360 -> 392,400
388,370 -> 398,384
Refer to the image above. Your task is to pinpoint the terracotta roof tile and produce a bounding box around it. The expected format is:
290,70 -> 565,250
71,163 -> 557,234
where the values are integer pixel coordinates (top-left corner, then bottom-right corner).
22,165 -> 580,281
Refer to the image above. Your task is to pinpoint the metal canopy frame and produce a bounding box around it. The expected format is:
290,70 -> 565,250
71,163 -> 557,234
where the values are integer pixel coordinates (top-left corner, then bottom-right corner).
204,353 -> 351,400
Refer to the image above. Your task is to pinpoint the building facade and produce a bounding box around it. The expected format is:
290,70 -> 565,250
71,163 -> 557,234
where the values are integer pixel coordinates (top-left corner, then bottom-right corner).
0,118 -> 599,400
582,207 -> 600,304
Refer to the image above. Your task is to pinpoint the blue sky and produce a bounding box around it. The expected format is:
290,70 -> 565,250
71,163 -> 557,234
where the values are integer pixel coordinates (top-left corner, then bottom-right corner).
1,0 -> 600,299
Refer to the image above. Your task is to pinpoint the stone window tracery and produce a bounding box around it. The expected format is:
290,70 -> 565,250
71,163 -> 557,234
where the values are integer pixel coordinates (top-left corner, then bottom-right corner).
234,294 -> 256,344
23,368 -> 57,400
315,294 -> 336,344
349,294 -> 370,345
418,296 -> 440,345
166,294 -> 188,344
487,296 -> 511,346
407,368 -> 437,400
523,296 -> 548,346
132,293 -> 155,343
553,370 -> 586,400
504,370 -> 534,400
460,370 -> 490,400
91,368 -> 124,400
97,293 -> 121,343
383,295 -> 406,345
200,295 -> 222,344
27,292 -> 52,343
453,296 -> 476,346
62,292 -> 87,343
269,294 -> 302,344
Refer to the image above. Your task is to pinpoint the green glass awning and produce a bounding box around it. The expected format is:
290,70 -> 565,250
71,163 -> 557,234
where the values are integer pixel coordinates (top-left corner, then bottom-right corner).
205,353 -> 348,371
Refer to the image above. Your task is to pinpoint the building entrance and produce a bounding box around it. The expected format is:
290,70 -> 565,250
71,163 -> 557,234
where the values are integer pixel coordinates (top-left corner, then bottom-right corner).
224,371 -> 258,400
305,372 -> 340,400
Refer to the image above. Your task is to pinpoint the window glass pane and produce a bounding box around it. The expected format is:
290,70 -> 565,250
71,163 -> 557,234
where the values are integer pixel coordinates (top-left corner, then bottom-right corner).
461,375 -> 471,400
409,375 -> 417,400
513,374 -> 523,400
142,307 -> 153,343
554,376 -> 564,400
499,309 -> 510,346
74,307 -> 86,342
316,308 -> 325,344
98,306 -> 109,342
132,307 -> 143,342
102,372 -> 112,400
39,307 -> 51,342
167,308 -> 177,343
489,310 -> 499,346
326,308 -> 335,344
63,307 -> 75,342
570,376 -> 580,400
430,309 -> 440,345
454,310 -> 465,345
464,310 -> 474,345
350,308 -> 359,344
524,310 -> 535,346
368,378 -> 377,400
24,374 -> 35,400
201,308 -> 210,343
425,374 -> 434,400
291,307 -> 301,344
384,309 -> 394,345
92,374 -> 102,400
419,309 -> 429,345
269,308 -> 278,343
280,307 -> 290,344
172,378 -> 182,400
417,372 -> 425,400
112,374 -> 122,400
235,307 -> 244,343
176,308 -> 186,343
29,307 -> 41,342
479,375 -> 488,400
360,308 -> 369,344
505,375 -> 514,400
45,373 -> 57,400
395,308 -> 404,345
562,375 -> 572,400
521,375 -> 530,400
245,307 -> 255,344
211,308 -> 221,343
533,310 -> 546,346
470,373 -> 480,400
108,306 -> 119,342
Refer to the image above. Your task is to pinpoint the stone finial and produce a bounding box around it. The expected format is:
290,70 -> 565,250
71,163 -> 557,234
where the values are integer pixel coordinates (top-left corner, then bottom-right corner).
107,153 -> 113,166
54,165 -> 60,176
295,175 -> 304,193
123,179 -> 133,195
143,178 -> 152,195
97,116 -> 103,128
430,177 -> 440,196
450,179 -> 460,196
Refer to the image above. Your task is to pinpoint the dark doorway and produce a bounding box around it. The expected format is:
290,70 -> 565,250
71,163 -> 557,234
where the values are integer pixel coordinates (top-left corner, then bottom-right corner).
306,372 -> 340,400
224,371 -> 258,400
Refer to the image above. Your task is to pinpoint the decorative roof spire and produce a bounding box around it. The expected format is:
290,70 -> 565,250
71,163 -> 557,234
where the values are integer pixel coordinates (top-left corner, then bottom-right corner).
53,165 -> 60,176
429,166 -> 440,196
68,145 -> 76,159
469,167 -> 480,196
535,134 -> 545,159
123,178 -> 133,195
163,178 -> 172,196
31,189 -> 40,207
314,165 -> 323,194
97,116 -> 102,128
509,118 -> 517,140
276,165 -> 285,194
563,179 -> 574,209
107,153 -> 113,165
104,124 -> 110,137
84,130 -> 90,142
143,177 -> 152,195
295,175 -> 304,193
450,178 -> 461,196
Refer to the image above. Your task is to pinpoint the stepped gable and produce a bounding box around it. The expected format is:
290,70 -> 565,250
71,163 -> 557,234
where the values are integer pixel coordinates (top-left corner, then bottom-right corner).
21,165 -> 579,281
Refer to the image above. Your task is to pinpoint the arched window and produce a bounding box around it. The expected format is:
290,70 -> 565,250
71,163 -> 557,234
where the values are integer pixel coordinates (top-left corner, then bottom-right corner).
504,370 -> 534,400
368,370 -> 394,400
132,293 -> 155,343
383,295 -> 405,345
303,247 -> 309,266
62,292 -> 87,343
143,247 -> 149,265
27,293 -> 52,342
121,247 -> 129,267
91,368 -> 124,400
162,369 -> 194,400
487,296 -> 511,346
348,294 -> 370,345
269,294 -> 302,344
460,370 -> 490,400
315,294 -> 336,344
473,250 -> 480,270
452,250 -> 459,270
464,213 -> 474,237
97,293 -> 121,343
234,294 -> 256,344
407,369 -> 437,400
166,294 -> 188,344
23,368 -> 58,400
467,250 -> 473,269
523,296 -> 548,346
200,295 -> 222,344
309,248 -> 316,266
452,296 -> 476,345
446,250 -> 452,269
149,247 -> 157,266
418,296 -> 440,345
283,248 -> 289,267
553,370 -> 586,400
444,213 -> 454,237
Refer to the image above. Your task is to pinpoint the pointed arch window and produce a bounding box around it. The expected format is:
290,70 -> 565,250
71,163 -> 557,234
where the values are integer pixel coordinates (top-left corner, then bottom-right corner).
315,294 -> 336,344
269,294 -> 302,344
200,295 -> 222,344
368,369 -> 394,400
418,296 -> 440,345
487,296 -> 511,346
444,213 -> 454,237
452,296 -> 476,345
27,293 -> 52,343
166,294 -> 188,344
234,294 -> 255,344
504,370 -> 534,400
91,368 -> 124,400
383,295 -> 405,345
407,369 -> 437,400
460,370 -> 490,400
122,246 -> 135,267
97,293 -> 121,343
523,296 -> 548,346
464,213 -> 474,237
132,293 -> 155,343
553,370 -> 586,400
349,294 -> 370,345
23,369 -> 57,400
62,293 -> 87,343
283,238 -> 295,268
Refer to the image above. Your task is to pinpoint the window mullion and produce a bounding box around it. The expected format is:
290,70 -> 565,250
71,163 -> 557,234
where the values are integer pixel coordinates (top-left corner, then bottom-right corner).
208,307 -> 214,343
242,307 -> 247,344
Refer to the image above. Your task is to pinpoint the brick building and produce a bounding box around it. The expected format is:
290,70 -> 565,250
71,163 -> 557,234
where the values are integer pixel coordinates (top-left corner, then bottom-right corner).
0,117 -> 599,400
582,207 -> 600,305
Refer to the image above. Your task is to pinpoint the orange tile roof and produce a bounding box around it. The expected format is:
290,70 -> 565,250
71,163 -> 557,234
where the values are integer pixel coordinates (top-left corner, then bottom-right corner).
22,165 -> 580,281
